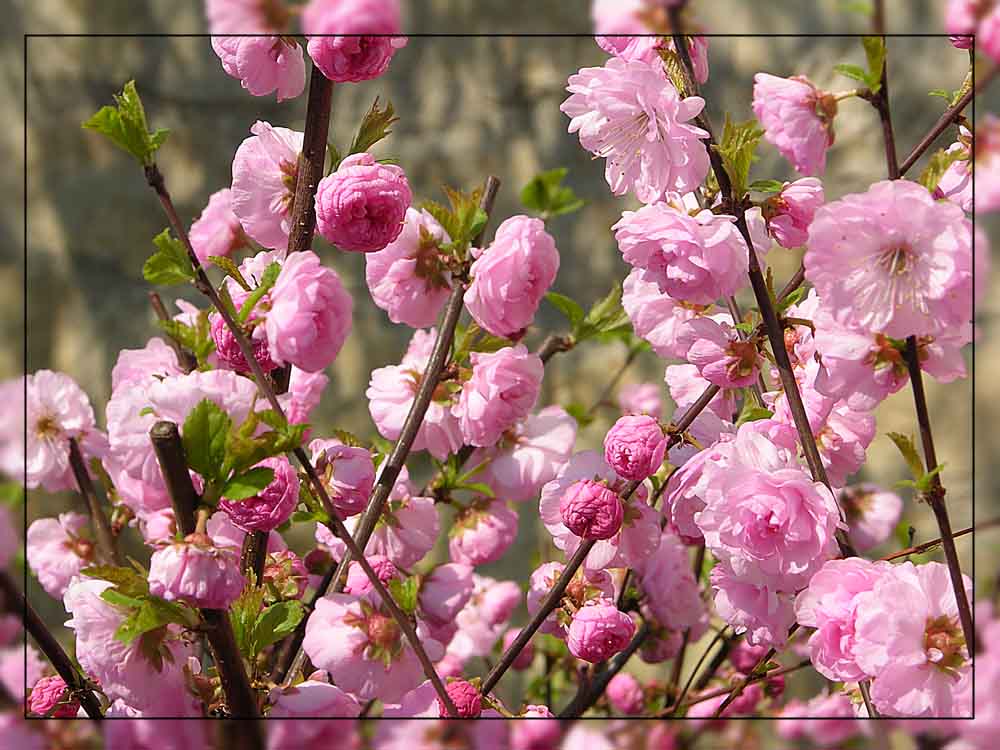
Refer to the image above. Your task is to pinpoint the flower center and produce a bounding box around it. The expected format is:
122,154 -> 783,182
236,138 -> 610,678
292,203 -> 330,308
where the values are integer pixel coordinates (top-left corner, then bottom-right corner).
35,414 -> 61,440
878,243 -> 913,277
279,158 -> 299,214
923,614 -> 967,675
725,340 -> 759,380
367,614 -> 400,650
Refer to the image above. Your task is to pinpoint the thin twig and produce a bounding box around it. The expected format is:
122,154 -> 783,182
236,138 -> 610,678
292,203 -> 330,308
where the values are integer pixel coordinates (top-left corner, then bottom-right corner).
661,626 -> 730,717
67,437 -> 120,566
537,333 -> 574,363
881,520 -> 992,561
680,658 -> 812,711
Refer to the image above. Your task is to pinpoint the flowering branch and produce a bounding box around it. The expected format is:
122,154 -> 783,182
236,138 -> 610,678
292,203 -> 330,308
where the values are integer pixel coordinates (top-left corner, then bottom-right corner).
67,437 -> 121,566
881,520 -> 989,561
678,658 -> 812,711
0,571 -> 104,719
558,620 -> 651,717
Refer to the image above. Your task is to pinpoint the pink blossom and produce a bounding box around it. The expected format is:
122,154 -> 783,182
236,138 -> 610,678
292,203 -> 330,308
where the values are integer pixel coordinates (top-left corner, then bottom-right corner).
614,203 -> 748,305
265,250 -> 353,372
526,561 -> 615,638
207,509 -> 287,554
936,126 -> 972,212
210,288 -> 277,375
729,640 -> 770,675
502,627 -> 535,670
511,705 -> 562,749
679,316 -> 762,389
302,0 -> 407,83
310,439 -> 375,519
365,207 -> 453,327
762,177 -> 825,248
973,114 -> 1000,212
455,345 -> 543,448
776,691 -> 864,746
559,479 -> 624,540
853,561 -> 972,717
148,533 -> 246,609
617,382 -> 662,419
262,550 -> 308,601
0,717 -> 45,750
26,513 -> 94,598
540,451 -> 659,573
448,498 -> 518,566
111,337 -> 183,393
841,483 -> 903,552
567,598 -> 636,663
204,0 -> 286,33
230,120 -> 303,250
448,575 -> 521,658
622,267 -> 705,359
607,672 -> 645,715
710,566 -> 796,648
315,152 -> 411,253
218,456 -> 298,532
27,674 -> 78,717
303,593 -> 443,703
636,531 -> 706,634
465,215 -> 560,337
344,554 -> 399,600
603,414 -> 667,481
639,628 -> 683,663
467,406 -> 577,502
805,179 -> 973,339
664,363 -> 736,421
562,57 -> 710,202
437,679 -> 482,718
795,557 -> 893,682
0,643 -> 45,707
267,679 -> 362,718
188,187 -> 247,263
753,73 -> 836,175
211,36 -> 305,101
945,0 -> 1000,62
419,563 -> 474,626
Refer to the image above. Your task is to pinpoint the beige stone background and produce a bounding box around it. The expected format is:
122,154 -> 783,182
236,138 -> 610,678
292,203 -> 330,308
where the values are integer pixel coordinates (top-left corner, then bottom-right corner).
6,0 -> 998,712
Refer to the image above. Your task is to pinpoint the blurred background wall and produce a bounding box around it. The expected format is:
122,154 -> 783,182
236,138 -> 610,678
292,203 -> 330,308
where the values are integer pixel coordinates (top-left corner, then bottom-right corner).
6,0 -> 997,698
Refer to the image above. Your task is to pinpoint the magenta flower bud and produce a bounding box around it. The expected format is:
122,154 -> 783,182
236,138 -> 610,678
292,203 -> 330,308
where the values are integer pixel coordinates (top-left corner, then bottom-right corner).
302,0 -> 407,84
949,34 -> 974,49
606,672 -> 645,716
148,533 -> 246,610
567,598 -> 635,663
315,152 -> 411,253
762,178 -> 824,249
603,414 -> 668,481
437,679 -> 482,718
310,439 -> 376,519
28,675 -> 78,717
344,554 -> 399,597
419,563 -> 474,626
559,479 -> 623,541
218,456 -> 298,533
210,289 -> 277,375
502,628 -> 535,670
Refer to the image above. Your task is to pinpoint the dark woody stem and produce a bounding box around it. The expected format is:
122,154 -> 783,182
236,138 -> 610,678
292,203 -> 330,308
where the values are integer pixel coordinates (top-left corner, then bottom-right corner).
0,570 -> 104,719
882,520 -> 989,561
678,658 -> 812,711
67,437 -> 121,566
285,66 -> 333,256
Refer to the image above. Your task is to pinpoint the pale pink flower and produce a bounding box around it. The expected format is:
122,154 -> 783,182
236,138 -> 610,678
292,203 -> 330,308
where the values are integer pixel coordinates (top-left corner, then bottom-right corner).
710,565 -> 796,648
636,531 -> 706,633
111,337 -> 183,393
218,455 -> 298,532
606,672 -> 645,715
567,598 -> 636,663
753,73 -> 836,175
0,378 -> 25,483
527,562 -> 615,638
805,179 -> 973,339
344,554 -> 399,600
230,121 -> 304,250
26,513 -> 94,598
935,126 -> 972,212
762,177 -> 825,248
562,57 -> 710,202
265,250 -> 353,372
603,414 -> 667,481
776,691 -> 865,747
455,345 -> 543,448
945,0 -> 1000,63
617,381 -> 662,418
365,207 -> 453,327
26,370 -> 105,492
467,405 -> 577,502
853,561 -> 973,717
0,643 -> 45,706
841,483 -> 904,552
511,705 -> 562,748
267,718 -> 360,750
465,215 -> 560,337
267,679 -> 361,718
211,36 -> 305,101
795,557 -> 893,682
622,267 -> 704,359
664,363 -> 736,421
303,593 -> 443,704
315,152 -> 411,253
148,533 -> 245,609
302,0 -> 407,83
448,498 -> 518,566
448,575 -> 521,658
419,563 -> 474,626
205,0 -> 286,33
0,716 -> 45,750
679,316 -> 762,388
279,367 -> 328,427
614,203 -> 748,305
188,187 -> 247,263
540,451 -> 658,574
309,439 -> 375,519
207,509 -> 287,554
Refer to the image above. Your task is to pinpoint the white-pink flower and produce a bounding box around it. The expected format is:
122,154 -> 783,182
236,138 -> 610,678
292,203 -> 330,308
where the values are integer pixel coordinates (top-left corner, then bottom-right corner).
636,531 -> 706,634
679,316 -> 762,389
762,177 -> 825,249
841,483 -> 903,552
710,565 -> 796,649
26,513 -> 94,598
110,337 -> 183,394
188,188 -> 247,263
561,57 -> 710,203
211,36 -> 305,102
448,498 -> 518,567
622,267 -> 706,359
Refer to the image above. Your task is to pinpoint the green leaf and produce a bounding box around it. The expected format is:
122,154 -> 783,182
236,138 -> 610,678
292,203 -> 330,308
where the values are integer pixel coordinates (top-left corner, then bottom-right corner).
886,432 -> 925,480
735,403 -> 773,427
82,80 -> 169,166
575,283 -> 632,343
389,577 -> 419,615
157,312 -> 215,368
349,98 -> 399,156
230,584 -> 265,659
220,467 -> 275,501
862,36 -> 886,92
114,596 -> 194,645
919,147 -> 964,193
564,402 -> 595,428
182,399 -> 232,484
82,565 -> 150,599
291,509 -> 329,525
546,292 -> 585,329
520,167 -> 585,219
712,115 -> 765,199
777,286 -> 808,313
456,481 -> 495,498
420,186 -> 486,256
238,262 -> 281,324
253,600 -> 305,652
833,63 -> 870,85
207,255 -> 251,292
0,482 -> 24,508
748,179 -> 785,194
144,229 -> 194,285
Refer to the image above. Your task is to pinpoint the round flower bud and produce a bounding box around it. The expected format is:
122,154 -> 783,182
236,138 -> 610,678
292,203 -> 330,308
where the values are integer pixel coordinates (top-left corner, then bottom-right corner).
567,598 -> 635,663
28,675 -> 78,717
148,533 -> 246,610
559,479 -> 623,541
603,414 -> 668,480
606,672 -> 645,716
437,679 -> 482,718
302,0 -> 407,84
210,290 -> 277,375
315,152 -> 412,252
218,456 -> 298,533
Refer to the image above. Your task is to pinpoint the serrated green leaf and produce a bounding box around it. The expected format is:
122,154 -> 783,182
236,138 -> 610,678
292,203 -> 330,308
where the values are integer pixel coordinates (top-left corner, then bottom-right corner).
735,403 -> 773,427
207,255 -> 251,292
546,292 -> 585,329
712,115 -> 764,199
144,229 -> 194,285
349,98 -> 399,156
220,467 -> 275,501
253,600 -> 305,652
230,584 -> 265,658
919,147 -> 964,193
82,565 -> 150,599
238,262 -> 281,324
748,179 -> 785,194
862,36 -> 886,92
833,63 -> 870,85
389,577 -> 419,615
520,167 -> 585,219
886,432 -> 925,480
82,81 -> 169,166
114,596 -> 193,645
182,399 -> 232,484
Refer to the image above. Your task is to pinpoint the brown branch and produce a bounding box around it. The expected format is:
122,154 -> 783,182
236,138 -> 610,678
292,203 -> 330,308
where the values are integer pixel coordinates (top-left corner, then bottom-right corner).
67,437 -> 120,566
240,531 -> 268,583
0,571 -> 104,719
149,421 -> 199,536
286,67 -> 334,256
536,333 -> 574,364
882,520 -> 994,561
681,658 -> 812,712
